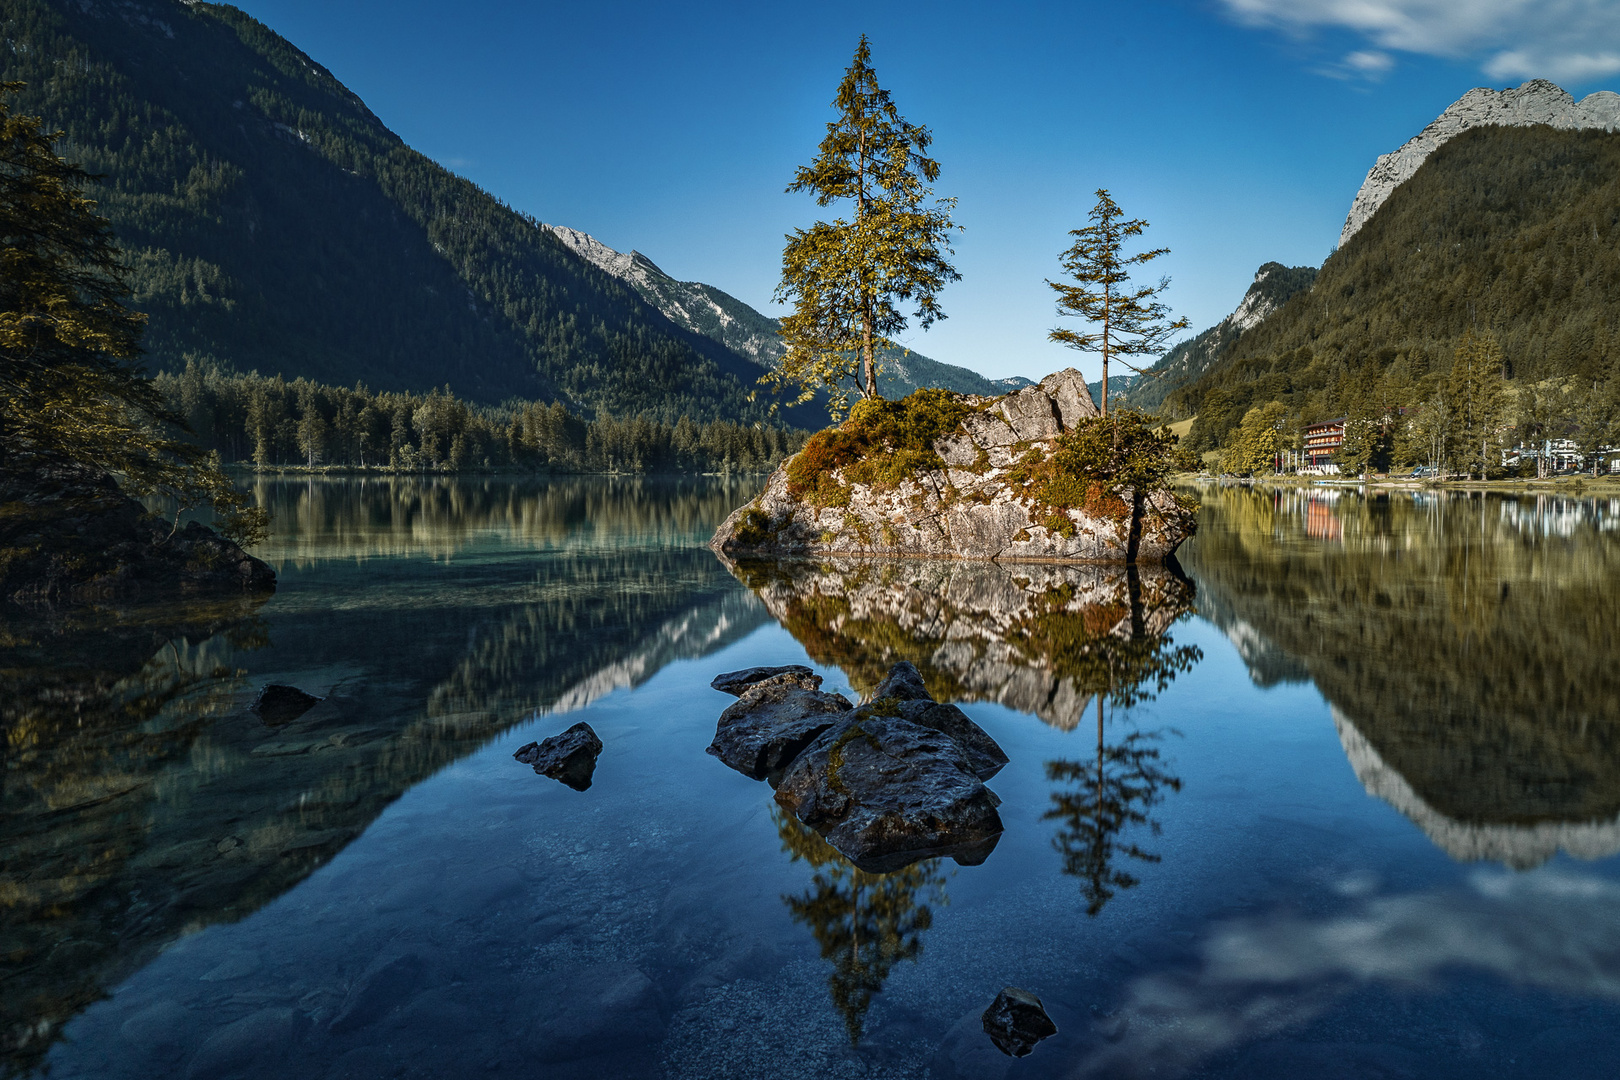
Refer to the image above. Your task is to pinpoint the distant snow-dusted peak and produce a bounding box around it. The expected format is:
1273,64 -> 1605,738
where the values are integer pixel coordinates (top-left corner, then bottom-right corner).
1339,79 -> 1620,249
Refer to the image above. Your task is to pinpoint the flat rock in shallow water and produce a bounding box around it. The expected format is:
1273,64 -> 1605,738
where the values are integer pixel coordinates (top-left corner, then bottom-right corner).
710,664 -> 816,696
707,680 -> 852,786
774,713 -> 1003,872
514,722 -> 603,791
982,986 -> 1058,1057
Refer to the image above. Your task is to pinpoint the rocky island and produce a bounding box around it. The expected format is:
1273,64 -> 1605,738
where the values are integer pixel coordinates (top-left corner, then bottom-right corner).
710,371 -> 1195,564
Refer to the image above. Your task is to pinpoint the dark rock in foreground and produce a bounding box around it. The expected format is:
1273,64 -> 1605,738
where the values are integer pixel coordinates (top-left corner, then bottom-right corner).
0,464 -> 274,605
251,684 -> 322,726
710,664 -> 815,696
514,722 -> 603,791
774,712 -> 1004,873
707,673 -> 852,786
884,698 -> 1008,781
982,986 -> 1058,1057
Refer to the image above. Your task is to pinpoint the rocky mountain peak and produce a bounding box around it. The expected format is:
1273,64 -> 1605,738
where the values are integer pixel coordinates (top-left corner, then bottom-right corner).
1338,79 -> 1620,249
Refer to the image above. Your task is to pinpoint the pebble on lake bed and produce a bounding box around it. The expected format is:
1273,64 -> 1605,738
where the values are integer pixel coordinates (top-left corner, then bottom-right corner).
982,986 -> 1058,1057
514,722 -> 603,791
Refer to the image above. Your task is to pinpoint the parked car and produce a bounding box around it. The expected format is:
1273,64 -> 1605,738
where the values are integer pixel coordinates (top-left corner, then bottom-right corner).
1409,467 -> 1429,477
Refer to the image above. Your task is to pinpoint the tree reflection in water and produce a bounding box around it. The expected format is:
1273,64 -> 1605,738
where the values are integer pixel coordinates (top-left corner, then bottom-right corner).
774,806 -> 947,1044
1042,572 -> 1201,916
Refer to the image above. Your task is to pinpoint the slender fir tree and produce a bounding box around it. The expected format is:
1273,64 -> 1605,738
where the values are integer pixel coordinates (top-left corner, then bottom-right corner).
1049,190 -> 1188,417
768,37 -> 960,418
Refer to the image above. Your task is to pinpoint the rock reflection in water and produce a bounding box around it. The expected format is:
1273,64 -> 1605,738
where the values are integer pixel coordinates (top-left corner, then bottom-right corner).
1187,484 -> 1620,870
774,806 -> 947,1044
722,557 -> 1198,729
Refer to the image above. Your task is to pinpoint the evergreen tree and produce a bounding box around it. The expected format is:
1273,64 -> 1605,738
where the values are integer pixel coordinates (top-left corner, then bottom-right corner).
1224,402 -> 1287,476
0,83 -> 262,543
768,36 -> 960,418
1048,190 -> 1188,417
1446,330 -> 1508,480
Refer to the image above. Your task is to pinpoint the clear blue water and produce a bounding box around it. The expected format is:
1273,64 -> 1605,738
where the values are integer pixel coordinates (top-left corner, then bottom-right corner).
5,477 -> 1619,1079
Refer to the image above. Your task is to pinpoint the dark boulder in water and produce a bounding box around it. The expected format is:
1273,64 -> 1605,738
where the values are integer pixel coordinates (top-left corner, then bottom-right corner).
707,674 -> 852,786
251,684 -> 322,726
981,986 -> 1058,1057
0,463 -> 274,605
709,664 -> 815,696
773,711 -> 1004,873
514,722 -> 603,791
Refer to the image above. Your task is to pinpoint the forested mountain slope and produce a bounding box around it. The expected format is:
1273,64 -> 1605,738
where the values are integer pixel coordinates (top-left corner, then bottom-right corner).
543,224 -> 1014,398
1120,262 -> 1316,415
1174,124 -> 1620,450
0,0 -> 817,422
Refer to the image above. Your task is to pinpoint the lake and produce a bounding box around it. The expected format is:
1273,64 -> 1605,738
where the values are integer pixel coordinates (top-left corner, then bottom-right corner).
4,476 -> 1619,1079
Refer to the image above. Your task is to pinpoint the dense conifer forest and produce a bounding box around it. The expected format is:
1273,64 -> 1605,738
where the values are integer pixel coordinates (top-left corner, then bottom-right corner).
0,0 -> 818,424
153,363 -> 808,473
1171,125 -> 1620,458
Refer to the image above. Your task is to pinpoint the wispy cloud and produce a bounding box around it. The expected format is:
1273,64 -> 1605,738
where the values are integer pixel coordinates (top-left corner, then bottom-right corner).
1219,0 -> 1620,83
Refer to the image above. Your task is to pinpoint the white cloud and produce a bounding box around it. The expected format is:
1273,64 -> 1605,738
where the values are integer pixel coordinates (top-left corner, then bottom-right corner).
1219,0 -> 1620,84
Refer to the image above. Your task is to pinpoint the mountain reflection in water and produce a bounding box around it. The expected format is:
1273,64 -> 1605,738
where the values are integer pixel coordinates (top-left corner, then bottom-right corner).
0,476 -> 768,1075
1185,485 -> 1620,869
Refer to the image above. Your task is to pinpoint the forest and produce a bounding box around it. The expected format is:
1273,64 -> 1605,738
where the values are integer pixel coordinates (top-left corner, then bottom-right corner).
0,0 -> 811,424
1171,125 -> 1620,465
153,363 -> 808,474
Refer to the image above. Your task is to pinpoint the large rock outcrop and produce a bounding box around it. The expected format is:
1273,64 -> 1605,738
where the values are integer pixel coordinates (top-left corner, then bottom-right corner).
710,370 -> 1195,564
0,465 -> 275,605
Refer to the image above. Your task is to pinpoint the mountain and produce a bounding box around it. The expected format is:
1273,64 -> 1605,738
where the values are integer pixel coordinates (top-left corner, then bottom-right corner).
1171,84 -> 1620,451
0,0 -> 829,424
1118,262 -> 1317,415
1337,79 -> 1620,249
543,224 -> 1015,399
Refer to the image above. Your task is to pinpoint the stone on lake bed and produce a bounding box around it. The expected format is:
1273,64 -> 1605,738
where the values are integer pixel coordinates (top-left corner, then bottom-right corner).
514,722 -> 603,791
250,684 -> 322,726
710,664 -> 816,696
982,986 -> 1058,1057
707,678 -> 853,786
773,713 -> 1004,873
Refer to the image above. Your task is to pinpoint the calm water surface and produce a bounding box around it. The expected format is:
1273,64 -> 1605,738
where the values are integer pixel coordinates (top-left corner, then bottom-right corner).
5,477 -> 1620,1079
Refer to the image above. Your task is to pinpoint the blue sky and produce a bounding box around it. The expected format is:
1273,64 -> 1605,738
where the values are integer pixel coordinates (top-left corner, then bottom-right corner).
235,0 -> 1620,382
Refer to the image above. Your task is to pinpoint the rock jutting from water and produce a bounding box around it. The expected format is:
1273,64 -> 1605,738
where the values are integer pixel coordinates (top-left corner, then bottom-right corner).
709,370 -> 1195,564
514,722 -> 604,791
0,463 -> 275,605
707,671 -> 853,785
981,986 -> 1059,1057
708,659 -> 1008,871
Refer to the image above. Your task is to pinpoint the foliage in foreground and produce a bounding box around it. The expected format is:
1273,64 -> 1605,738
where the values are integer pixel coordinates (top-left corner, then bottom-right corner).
0,83 -> 262,545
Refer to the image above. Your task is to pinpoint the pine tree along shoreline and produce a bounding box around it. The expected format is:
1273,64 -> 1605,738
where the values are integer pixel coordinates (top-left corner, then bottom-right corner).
154,363 -> 811,475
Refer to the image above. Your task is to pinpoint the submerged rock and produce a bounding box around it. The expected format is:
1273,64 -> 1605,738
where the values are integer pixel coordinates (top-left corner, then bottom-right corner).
709,369 -> 1195,564
251,684 -> 322,726
707,676 -> 852,785
982,986 -> 1058,1057
514,722 -> 603,791
710,664 -> 815,696
774,712 -> 1004,873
